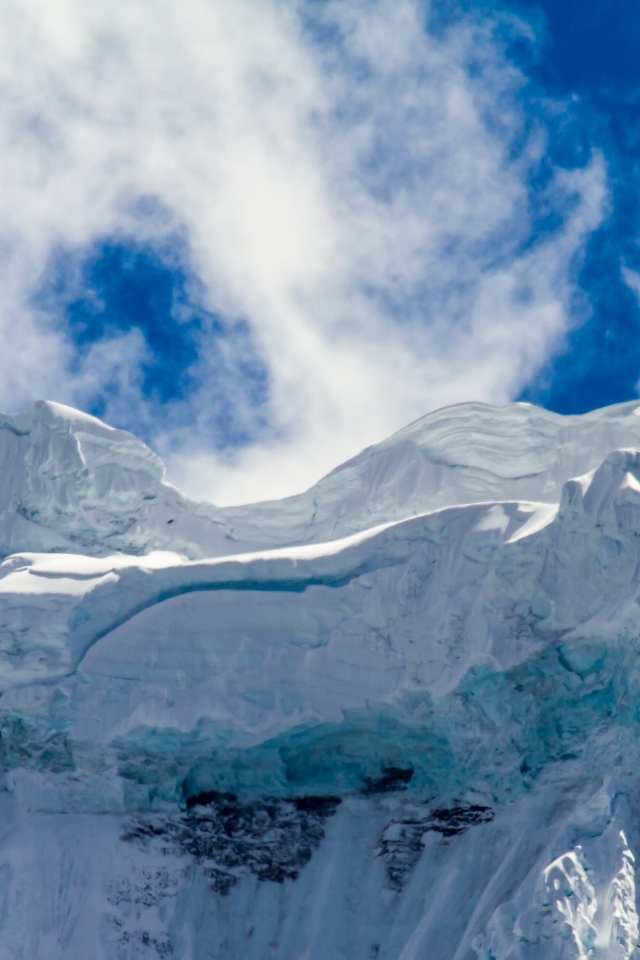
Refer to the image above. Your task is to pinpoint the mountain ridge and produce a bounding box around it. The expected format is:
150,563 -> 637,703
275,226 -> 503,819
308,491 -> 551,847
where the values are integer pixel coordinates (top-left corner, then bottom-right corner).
2,400 -> 640,958
4,397 -> 640,561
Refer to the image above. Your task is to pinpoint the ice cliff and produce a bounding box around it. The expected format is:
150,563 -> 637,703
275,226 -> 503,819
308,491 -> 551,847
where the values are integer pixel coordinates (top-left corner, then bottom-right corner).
3,400 -> 640,958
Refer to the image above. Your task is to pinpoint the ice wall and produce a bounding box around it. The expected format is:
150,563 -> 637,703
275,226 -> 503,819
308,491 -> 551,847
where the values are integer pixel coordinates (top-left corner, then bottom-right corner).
1,400 -> 640,958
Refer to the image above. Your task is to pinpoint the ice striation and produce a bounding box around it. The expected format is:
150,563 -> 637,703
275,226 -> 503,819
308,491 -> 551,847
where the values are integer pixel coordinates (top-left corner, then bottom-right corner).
5,396 -> 640,559
3,400 -> 640,957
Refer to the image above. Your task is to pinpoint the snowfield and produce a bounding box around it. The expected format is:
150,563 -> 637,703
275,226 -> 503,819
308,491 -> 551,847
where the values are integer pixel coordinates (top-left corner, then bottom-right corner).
3,400 -> 640,957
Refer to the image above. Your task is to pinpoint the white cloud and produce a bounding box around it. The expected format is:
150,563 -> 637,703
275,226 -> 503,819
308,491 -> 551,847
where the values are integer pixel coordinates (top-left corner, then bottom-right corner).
0,0 -> 607,503
623,265 -> 640,303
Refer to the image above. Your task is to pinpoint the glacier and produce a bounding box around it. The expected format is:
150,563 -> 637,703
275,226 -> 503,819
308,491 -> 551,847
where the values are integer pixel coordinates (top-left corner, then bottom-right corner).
3,401 -> 640,957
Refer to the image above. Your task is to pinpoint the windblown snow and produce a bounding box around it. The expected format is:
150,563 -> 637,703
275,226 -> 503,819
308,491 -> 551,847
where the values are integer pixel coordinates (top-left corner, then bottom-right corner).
3,399 -> 640,958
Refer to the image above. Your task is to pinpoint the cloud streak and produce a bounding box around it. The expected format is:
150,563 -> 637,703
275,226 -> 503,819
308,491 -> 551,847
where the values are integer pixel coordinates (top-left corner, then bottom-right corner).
0,0 -> 606,503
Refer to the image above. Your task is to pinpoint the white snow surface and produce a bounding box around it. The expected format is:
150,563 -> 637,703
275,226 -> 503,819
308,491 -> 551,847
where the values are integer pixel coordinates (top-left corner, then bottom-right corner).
4,400 -> 640,957
4,396 -> 640,559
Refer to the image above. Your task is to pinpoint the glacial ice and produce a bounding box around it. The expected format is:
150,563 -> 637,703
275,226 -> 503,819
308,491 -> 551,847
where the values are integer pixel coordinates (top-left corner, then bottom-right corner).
5,396 -> 640,560
3,400 -> 640,957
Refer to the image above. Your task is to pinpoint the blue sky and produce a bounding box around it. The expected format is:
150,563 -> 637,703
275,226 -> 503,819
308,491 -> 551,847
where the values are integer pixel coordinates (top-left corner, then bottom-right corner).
507,0 -> 640,412
36,234 -> 269,451
0,0 -> 637,502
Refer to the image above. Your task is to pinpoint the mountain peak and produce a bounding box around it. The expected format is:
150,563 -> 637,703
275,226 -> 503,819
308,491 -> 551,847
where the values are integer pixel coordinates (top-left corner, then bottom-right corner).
4,398 -> 640,561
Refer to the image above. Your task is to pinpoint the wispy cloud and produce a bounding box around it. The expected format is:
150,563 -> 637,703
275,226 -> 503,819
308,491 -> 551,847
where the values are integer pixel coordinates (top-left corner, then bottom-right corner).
0,0 -> 606,503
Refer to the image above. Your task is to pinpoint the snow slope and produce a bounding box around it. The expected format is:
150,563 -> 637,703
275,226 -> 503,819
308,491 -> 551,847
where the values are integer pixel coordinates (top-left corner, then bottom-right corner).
2,401 -> 640,958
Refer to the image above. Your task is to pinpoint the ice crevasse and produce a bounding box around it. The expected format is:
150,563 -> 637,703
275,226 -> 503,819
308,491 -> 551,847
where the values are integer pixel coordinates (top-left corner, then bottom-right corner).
3,400 -> 640,957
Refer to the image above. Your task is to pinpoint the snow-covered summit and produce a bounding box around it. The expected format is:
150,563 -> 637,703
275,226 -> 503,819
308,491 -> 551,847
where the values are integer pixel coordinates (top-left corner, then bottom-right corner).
247,398 -> 640,543
4,397 -> 640,560
0,400 -> 168,556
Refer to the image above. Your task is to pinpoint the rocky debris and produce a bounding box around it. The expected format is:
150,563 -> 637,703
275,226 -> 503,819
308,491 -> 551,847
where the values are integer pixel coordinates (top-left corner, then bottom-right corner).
115,929 -> 174,958
122,793 -> 341,895
104,863 -> 183,959
107,867 -> 180,909
377,803 -> 494,890
426,804 -> 494,837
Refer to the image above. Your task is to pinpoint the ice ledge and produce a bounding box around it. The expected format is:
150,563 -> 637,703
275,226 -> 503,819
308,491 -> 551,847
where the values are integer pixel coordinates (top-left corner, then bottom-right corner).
2,445 -> 640,813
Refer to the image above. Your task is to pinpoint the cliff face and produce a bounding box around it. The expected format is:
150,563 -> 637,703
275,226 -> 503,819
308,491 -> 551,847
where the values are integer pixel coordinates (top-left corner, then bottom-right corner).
2,400 -> 640,959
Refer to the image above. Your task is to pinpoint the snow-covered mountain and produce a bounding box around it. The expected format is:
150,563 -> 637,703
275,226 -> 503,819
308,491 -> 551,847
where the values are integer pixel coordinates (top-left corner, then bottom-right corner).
3,399 -> 640,958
